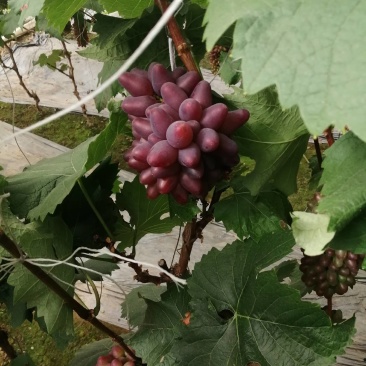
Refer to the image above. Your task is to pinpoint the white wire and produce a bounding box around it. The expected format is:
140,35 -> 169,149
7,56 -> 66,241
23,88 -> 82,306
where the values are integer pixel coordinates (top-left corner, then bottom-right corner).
0,0 -> 183,145
25,246 -> 187,285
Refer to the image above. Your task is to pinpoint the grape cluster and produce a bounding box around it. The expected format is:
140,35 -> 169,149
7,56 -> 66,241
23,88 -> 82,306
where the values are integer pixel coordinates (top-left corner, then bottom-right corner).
95,345 -> 135,366
300,249 -> 365,298
119,63 -> 249,204
209,45 -> 228,74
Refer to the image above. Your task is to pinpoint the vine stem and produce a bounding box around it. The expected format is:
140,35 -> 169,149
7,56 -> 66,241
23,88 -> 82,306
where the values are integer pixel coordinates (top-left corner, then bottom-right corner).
0,229 -> 138,362
313,137 -> 323,170
154,0 -> 200,73
60,40 -> 89,121
2,43 -> 41,111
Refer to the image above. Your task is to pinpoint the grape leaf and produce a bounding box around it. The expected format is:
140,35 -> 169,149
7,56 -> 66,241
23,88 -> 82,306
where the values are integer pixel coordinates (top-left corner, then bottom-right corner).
172,236 -> 354,366
99,0 -> 153,19
317,132 -> 366,231
6,118 -> 125,221
10,353 -> 35,366
33,50 -> 65,70
7,217 -> 75,347
121,284 -> 167,327
215,177 -> 292,240
128,284 -> 191,366
69,338 -> 114,366
168,195 -> 200,223
42,0 -> 86,32
6,0 -> 45,31
205,0 -> 366,142
327,209 -> 366,254
218,52 -> 241,86
225,86 -> 309,196
114,177 -> 180,249
76,255 -> 120,282
291,212 -> 335,256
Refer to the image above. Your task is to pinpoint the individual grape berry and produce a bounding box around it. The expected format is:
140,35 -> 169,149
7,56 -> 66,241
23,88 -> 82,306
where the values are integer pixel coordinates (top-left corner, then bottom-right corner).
96,355 -> 114,366
120,63 -> 251,204
166,121 -> 194,149
300,249 -> 365,299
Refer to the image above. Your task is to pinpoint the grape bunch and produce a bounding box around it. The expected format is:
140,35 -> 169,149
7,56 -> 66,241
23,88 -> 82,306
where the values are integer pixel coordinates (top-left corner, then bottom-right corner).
119,63 -> 249,204
209,45 -> 229,74
95,344 -> 135,366
300,249 -> 365,298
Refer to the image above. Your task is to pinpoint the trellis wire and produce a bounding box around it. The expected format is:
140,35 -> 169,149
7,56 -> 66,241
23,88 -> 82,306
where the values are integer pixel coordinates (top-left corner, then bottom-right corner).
0,0 -> 183,145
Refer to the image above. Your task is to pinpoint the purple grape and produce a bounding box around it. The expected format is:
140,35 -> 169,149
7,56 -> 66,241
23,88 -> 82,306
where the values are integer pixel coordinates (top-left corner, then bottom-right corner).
147,140 -> 178,167
178,143 -> 201,167
157,176 -> 179,194
176,71 -> 201,94
182,163 -> 204,179
180,172 -> 203,196
139,168 -> 157,185
149,107 -> 174,139
191,80 -> 212,108
160,82 -> 188,110
218,133 -> 239,155
179,98 -> 202,121
130,68 -> 149,78
149,63 -> 174,95
166,121 -> 193,149
186,120 -> 201,137
118,72 -> 154,96
219,109 -> 250,135
132,118 -> 153,140
147,133 -> 163,145
151,163 -> 181,178
121,96 -> 156,117
147,183 -> 160,199
96,355 -> 114,366
127,158 -> 150,172
172,67 -> 186,80
131,141 -> 151,162
145,102 -> 162,118
196,128 -> 220,152
171,184 -> 189,204
200,103 -> 228,130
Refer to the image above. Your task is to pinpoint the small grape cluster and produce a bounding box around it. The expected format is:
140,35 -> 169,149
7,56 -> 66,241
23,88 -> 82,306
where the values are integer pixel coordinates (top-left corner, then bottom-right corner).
119,63 -> 249,204
300,248 -> 365,298
95,345 -> 135,366
209,45 -> 229,74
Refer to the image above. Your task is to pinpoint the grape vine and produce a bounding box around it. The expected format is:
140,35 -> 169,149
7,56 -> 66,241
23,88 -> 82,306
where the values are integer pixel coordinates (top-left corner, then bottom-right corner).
0,1 -> 366,366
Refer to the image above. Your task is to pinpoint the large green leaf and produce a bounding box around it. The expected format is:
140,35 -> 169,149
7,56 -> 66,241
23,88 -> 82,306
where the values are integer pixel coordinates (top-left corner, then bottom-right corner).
172,236 -> 354,366
7,217 -> 75,347
42,0 -> 86,32
6,118 -> 124,221
128,284 -> 191,366
114,177 -> 179,249
317,132 -> 366,231
215,177 -> 292,240
69,338 -> 114,366
226,86 -> 309,196
204,0 -> 366,142
121,284 -> 167,327
99,0 -> 153,18
327,209 -> 366,254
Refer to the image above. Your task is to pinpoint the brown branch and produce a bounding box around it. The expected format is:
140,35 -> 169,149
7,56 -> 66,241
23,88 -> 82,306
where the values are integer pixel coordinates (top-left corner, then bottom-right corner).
60,40 -> 89,121
313,137 -> 323,171
2,44 -> 41,111
154,0 -> 199,73
0,329 -> 17,360
323,126 -> 335,147
0,229 -> 137,362
173,188 -> 224,277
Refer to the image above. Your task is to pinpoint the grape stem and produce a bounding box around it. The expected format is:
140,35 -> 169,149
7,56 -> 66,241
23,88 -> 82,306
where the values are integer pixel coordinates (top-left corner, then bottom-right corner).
173,187 -> 225,277
154,0 -> 200,73
327,297 -> 333,318
0,229 -> 138,362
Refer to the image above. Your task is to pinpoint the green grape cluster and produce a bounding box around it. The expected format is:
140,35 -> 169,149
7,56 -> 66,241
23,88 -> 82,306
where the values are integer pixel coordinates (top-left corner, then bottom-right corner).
300,249 -> 365,299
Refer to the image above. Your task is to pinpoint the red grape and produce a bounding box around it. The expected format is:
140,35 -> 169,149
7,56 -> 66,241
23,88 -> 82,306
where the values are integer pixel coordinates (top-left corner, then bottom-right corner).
172,66 -> 186,80
190,80 -> 212,108
132,118 -> 153,140
147,140 -> 178,167
196,128 -> 220,152
176,71 -> 201,95
121,96 -> 156,117
146,184 -> 160,199
178,143 -> 201,168
96,355 -> 114,366
166,121 -> 193,149
157,176 -> 179,194
139,168 -> 157,185
171,183 -> 189,204
149,63 -> 174,95
151,163 -> 181,178
118,72 -> 153,96
219,109 -> 250,135
186,120 -> 201,137
160,82 -> 188,110
200,103 -> 228,130
179,98 -> 202,121
180,172 -> 203,196
131,141 -> 151,162
149,107 -> 174,139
